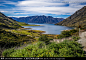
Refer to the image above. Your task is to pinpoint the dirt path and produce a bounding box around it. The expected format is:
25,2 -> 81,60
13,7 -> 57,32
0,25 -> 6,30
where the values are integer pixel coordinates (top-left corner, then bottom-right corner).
77,31 -> 86,56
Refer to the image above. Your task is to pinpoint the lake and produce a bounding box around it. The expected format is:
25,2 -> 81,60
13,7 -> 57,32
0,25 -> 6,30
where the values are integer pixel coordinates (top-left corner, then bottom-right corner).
22,23 -> 74,35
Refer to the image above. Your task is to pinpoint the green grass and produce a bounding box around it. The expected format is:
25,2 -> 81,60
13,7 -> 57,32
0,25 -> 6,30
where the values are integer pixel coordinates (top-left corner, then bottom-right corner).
7,29 -> 59,39
10,30 -> 43,37
28,30 -> 45,33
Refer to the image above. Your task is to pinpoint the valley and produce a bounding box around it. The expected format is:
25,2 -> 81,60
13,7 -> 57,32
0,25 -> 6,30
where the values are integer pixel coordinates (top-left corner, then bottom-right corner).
0,6 -> 86,57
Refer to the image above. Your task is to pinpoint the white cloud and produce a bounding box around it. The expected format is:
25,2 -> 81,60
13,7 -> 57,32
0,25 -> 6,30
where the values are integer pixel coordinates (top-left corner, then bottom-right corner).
62,0 -> 86,3
13,0 -> 86,15
15,13 -> 30,14
1,0 -> 86,17
17,0 -> 65,7
15,6 -> 79,15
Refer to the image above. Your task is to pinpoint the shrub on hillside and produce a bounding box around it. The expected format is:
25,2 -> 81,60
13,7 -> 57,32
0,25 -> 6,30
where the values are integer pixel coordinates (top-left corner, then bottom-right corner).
38,35 -> 50,45
57,29 -> 78,39
61,31 -> 71,37
3,40 -> 84,57
72,36 -> 80,41
0,29 -> 35,48
2,48 -> 15,57
57,35 -> 64,39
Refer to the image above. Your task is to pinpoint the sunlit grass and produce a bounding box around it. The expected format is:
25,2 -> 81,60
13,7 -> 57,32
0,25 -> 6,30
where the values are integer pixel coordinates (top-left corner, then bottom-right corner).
9,30 -> 44,37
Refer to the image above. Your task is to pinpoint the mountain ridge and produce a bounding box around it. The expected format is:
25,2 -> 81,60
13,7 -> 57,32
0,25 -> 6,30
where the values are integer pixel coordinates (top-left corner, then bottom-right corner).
11,16 -> 64,24
55,6 -> 86,29
0,12 -> 21,29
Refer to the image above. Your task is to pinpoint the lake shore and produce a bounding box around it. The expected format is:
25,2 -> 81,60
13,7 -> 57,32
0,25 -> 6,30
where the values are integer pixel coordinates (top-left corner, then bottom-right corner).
24,23 -> 74,35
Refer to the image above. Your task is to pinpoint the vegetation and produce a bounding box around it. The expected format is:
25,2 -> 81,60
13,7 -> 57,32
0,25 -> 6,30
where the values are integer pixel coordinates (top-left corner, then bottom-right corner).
0,11 -> 85,57
6,29 -> 57,39
2,48 -> 15,57
0,12 -> 40,29
17,22 -> 40,26
72,36 -> 80,41
38,35 -> 51,45
28,30 -> 45,33
0,12 -> 21,29
8,29 -> 44,37
57,29 -> 78,39
1,28 -> 84,57
0,29 -> 35,48
2,40 -> 84,57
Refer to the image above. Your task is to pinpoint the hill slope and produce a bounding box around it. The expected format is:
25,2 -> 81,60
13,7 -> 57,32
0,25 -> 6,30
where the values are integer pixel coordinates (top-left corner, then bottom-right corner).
55,6 -> 86,29
11,16 -> 64,24
0,12 -> 21,29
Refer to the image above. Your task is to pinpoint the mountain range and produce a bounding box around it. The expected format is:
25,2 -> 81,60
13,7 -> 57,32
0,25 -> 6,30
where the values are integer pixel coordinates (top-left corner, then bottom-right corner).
11,15 -> 64,24
55,6 -> 86,29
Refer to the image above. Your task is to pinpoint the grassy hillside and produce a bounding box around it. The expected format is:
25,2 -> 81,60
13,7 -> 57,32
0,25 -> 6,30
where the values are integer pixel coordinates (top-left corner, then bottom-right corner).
55,6 -> 86,29
0,29 -> 35,48
0,12 -> 21,29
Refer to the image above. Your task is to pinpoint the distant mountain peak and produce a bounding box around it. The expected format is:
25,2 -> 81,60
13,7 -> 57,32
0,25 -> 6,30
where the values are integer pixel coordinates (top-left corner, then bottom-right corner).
11,16 -> 64,24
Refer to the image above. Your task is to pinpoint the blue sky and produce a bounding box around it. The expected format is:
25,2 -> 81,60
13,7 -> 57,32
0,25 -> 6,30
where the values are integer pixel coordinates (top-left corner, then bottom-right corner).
0,0 -> 86,18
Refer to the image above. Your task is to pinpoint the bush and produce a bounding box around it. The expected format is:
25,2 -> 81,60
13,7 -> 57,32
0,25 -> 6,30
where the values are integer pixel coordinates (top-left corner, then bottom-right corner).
38,35 -> 50,45
0,29 -> 35,48
48,40 -> 84,57
36,41 -> 46,48
61,31 -> 71,37
72,36 -> 80,41
2,40 -> 84,57
57,35 -> 64,39
2,48 -> 15,57
57,29 -> 78,39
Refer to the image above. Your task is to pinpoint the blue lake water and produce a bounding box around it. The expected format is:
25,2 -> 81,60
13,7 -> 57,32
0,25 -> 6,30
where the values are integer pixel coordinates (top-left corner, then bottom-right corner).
22,23 -> 74,35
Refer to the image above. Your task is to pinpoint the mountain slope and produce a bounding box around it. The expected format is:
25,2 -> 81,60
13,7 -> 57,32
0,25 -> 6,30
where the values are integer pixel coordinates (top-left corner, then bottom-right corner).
0,12 -> 21,29
55,6 -> 86,28
11,16 -> 64,24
